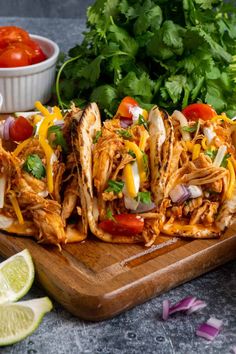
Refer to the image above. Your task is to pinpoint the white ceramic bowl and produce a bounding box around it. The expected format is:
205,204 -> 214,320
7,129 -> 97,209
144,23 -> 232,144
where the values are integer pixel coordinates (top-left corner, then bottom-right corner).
0,34 -> 60,113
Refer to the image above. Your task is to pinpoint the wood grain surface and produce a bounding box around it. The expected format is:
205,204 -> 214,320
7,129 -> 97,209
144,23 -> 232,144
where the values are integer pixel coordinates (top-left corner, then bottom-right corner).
0,228 -> 236,321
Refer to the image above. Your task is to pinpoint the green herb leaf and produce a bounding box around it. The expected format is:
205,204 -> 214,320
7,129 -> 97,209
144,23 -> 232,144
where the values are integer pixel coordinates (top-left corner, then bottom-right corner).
105,179 -> 124,194
106,208 -> 116,222
138,115 -> 149,130
117,129 -> 132,139
221,153 -> 231,168
128,150 -> 136,158
93,131 -> 102,144
23,154 -> 46,180
47,125 -> 68,153
182,122 -> 198,133
137,191 -> 151,204
204,149 -> 217,160
56,0 -> 236,118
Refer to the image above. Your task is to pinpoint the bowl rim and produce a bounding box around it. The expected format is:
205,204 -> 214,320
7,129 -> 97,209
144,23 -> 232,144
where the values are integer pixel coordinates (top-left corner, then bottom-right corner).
0,34 -> 60,74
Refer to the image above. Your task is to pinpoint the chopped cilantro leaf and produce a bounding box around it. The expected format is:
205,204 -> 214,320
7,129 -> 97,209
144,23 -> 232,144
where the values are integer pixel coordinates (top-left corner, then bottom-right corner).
106,208 -> 116,222
128,150 -> 136,158
221,153 -> 231,168
105,179 -> 124,194
138,115 -> 149,130
47,125 -> 68,153
137,191 -> 151,204
182,122 -> 198,133
117,129 -> 132,139
204,149 -> 217,160
93,130 -> 102,144
23,154 -> 46,180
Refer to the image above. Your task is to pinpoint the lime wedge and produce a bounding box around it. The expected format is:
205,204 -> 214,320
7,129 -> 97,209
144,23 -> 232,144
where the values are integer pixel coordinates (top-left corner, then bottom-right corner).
0,249 -> 35,304
0,297 -> 53,346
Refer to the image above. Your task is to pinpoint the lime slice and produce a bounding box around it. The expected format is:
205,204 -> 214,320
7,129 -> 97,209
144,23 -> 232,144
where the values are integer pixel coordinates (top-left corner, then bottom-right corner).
0,297 -> 53,346
0,249 -> 35,304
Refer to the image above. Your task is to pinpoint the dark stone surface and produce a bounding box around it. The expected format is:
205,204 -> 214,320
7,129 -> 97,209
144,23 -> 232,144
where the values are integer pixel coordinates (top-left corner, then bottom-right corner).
0,0 -> 94,18
0,16 -> 236,354
0,257 -> 236,354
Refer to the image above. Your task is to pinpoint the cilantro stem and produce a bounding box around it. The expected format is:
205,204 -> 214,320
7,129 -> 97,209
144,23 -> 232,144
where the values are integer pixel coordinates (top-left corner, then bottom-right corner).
56,54 -> 82,112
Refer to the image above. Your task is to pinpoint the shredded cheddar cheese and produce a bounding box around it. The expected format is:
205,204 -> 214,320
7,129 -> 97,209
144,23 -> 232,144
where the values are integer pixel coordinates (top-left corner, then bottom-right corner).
226,159 -> 235,200
35,101 -> 50,116
8,191 -> 24,224
142,109 -> 149,120
53,106 -> 63,119
201,137 -> 208,150
185,141 -> 194,152
192,144 -> 201,160
13,138 -> 32,157
124,141 -> 146,183
212,115 -> 236,125
123,164 -> 137,198
139,130 -> 149,151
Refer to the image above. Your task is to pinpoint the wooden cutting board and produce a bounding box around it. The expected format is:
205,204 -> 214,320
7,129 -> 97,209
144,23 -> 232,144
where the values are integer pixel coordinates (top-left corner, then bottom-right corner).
0,227 -> 236,321
1,113 -> 236,320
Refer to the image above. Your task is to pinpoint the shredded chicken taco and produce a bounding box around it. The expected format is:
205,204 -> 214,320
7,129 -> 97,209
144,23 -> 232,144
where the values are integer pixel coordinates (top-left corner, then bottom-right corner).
157,103 -> 236,238
1,98 -> 236,248
0,102 -> 86,247
73,97 -> 175,246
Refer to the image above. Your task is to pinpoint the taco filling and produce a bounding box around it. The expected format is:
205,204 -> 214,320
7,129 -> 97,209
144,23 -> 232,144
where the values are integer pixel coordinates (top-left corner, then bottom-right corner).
159,104 -> 236,237
0,102 -> 86,246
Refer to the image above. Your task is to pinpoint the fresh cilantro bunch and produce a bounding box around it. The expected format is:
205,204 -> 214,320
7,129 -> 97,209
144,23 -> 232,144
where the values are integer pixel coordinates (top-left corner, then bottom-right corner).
56,0 -> 236,117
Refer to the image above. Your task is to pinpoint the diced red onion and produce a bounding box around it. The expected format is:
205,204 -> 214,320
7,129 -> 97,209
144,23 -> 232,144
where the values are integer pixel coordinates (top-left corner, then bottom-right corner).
203,127 -> 216,144
2,116 -> 14,140
187,300 -> 207,314
0,176 -> 6,208
162,296 -> 207,320
120,119 -> 133,128
169,184 -> 190,204
0,94 -> 3,111
172,110 -> 191,142
188,185 -> 203,199
162,300 -> 170,321
207,317 -> 223,329
0,214 -> 14,228
196,317 -> 222,341
169,296 -> 197,315
53,120 -> 64,127
131,201 -> 156,213
213,145 -> 227,167
124,196 -> 139,210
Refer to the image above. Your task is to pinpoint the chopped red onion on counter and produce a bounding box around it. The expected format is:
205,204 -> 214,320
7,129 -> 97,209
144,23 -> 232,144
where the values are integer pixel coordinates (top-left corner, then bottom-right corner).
162,296 -> 206,320
186,299 -> 207,314
196,317 -> 223,341
162,300 -> 170,321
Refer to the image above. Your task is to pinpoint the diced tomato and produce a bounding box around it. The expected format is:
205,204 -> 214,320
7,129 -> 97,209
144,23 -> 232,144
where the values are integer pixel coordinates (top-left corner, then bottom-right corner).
99,213 -> 144,236
0,26 -> 30,49
117,96 -> 139,119
24,39 -> 47,64
9,116 -> 34,141
182,103 -> 217,121
0,47 -> 30,67
0,26 -> 46,67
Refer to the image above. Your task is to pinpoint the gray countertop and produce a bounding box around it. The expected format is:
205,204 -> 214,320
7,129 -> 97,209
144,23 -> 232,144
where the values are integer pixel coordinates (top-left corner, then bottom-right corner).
0,17 -> 236,354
